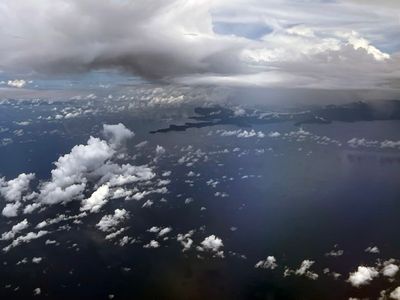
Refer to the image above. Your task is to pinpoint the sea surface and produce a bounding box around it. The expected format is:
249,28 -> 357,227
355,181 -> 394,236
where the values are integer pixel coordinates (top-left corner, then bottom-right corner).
0,99 -> 399,299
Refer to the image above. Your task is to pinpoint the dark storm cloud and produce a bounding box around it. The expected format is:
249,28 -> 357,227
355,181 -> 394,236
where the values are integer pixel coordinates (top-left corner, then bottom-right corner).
0,0 -> 245,78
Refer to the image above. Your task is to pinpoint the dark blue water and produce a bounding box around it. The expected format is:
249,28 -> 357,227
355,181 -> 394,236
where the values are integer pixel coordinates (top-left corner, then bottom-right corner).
0,99 -> 400,299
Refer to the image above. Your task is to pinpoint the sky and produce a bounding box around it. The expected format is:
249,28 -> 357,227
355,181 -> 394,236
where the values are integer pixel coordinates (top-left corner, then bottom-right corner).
0,0 -> 399,91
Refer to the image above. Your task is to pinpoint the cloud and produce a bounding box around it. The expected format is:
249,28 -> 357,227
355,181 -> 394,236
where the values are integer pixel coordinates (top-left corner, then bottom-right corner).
325,245 -> 344,257
295,260 -> 319,280
217,129 -> 265,138
105,227 -> 126,240
365,246 -> 380,254
177,230 -> 195,252
197,235 -> 224,257
268,131 -> 281,138
382,263 -> 399,278
158,227 -> 172,237
7,79 -> 27,88
3,230 -> 48,252
347,0 -> 400,9
39,136 -> 113,204
284,259 -> 318,280
0,0 -> 242,78
348,138 -> 400,150
391,287 -> 400,300
135,141 -> 148,149
80,184 -> 110,213
35,123 -> 153,205
144,240 -> 160,248
103,123 -> 134,148
148,226 -> 161,233
147,226 -> 172,237
32,257 -> 43,264
255,256 -> 278,270
142,200 -> 153,208
295,260 -> 314,275
0,173 -> 35,202
155,145 -> 166,156
0,0 -> 399,89
2,202 -> 22,218
96,208 -> 129,232
33,288 -> 41,296
1,219 -> 29,240
23,203 -> 42,214
348,266 -> 379,287
35,212 -> 86,230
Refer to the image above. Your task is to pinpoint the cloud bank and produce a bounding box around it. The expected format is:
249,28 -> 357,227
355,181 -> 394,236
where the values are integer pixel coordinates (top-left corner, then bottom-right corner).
0,0 -> 399,89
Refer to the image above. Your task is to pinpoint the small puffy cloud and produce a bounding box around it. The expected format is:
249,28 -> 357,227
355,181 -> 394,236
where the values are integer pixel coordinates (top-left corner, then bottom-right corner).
391,287 -> 400,300
255,256 -> 278,270
147,226 -> 160,233
144,240 -> 160,248
162,171 -> 171,177
80,184 -> 110,213
200,235 -> 223,251
147,226 -> 171,237
197,235 -> 224,257
295,260 -> 314,275
382,263 -> 399,278
36,221 -> 48,229
32,257 -> 43,264
7,79 -> 26,88
33,288 -> 41,296
347,138 -> 378,148
218,129 -> 265,138
158,227 -> 172,237
131,191 -> 150,201
0,173 -> 35,202
295,260 -> 319,280
381,140 -> 400,149
184,197 -> 194,204
348,266 -> 379,287
96,209 -> 129,232
365,246 -> 380,254
2,202 -> 22,218
325,247 -> 344,257
142,200 -> 153,208
111,188 -> 132,200
1,218 -> 29,240
177,230 -> 195,252
3,230 -> 48,252
105,227 -> 126,240
23,203 -> 42,214
155,145 -> 166,156
268,131 -> 281,138
98,164 -> 155,187
103,123 -> 134,148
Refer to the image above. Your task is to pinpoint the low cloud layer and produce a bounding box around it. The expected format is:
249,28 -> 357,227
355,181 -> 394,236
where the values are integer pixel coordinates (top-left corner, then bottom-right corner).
0,0 -> 399,90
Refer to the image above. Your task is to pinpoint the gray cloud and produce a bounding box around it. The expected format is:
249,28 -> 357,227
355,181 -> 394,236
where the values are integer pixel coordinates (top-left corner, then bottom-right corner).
0,0 -> 244,78
0,0 -> 399,90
